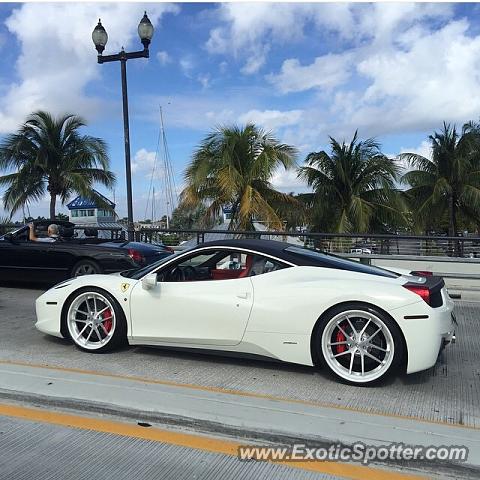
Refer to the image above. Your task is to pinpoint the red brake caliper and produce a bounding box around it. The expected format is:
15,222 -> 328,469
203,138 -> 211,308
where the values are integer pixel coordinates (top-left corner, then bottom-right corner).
335,322 -> 347,353
102,308 -> 112,333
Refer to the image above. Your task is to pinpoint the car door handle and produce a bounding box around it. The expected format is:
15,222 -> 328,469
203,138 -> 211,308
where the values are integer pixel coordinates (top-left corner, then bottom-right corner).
237,292 -> 249,299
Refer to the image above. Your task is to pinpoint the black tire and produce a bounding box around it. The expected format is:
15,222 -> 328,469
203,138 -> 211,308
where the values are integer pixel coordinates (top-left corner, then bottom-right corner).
63,286 -> 127,353
312,302 -> 405,386
71,259 -> 101,277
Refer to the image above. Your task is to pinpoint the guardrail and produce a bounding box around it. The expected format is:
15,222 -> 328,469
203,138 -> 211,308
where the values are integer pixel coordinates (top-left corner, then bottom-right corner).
0,223 -> 124,240
2,223 -> 479,258
2,223 -> 480,283
135,227 -> 480,258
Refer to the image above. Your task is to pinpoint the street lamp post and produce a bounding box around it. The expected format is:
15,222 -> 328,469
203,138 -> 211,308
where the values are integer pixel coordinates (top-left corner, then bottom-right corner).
92,12 -> 154,241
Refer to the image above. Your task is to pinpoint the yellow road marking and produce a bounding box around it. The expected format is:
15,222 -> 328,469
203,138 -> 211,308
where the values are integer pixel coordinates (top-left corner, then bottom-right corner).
0,359 -> 476,431
0,402 -> 426,480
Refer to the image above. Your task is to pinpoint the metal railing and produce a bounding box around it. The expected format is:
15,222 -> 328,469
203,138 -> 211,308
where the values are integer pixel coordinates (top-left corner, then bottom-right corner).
0,223 -> 124,240
135,227 -> 480,286
135,227 -> 480,259
3,222 -> 479,258
3,222 -> 480,283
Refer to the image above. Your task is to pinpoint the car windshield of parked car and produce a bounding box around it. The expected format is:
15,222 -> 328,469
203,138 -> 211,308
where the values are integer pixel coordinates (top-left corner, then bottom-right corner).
285,246 -> 399,278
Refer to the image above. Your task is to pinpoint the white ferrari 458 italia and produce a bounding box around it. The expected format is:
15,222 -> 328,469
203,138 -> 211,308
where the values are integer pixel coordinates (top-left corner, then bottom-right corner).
35,239 -> 456,385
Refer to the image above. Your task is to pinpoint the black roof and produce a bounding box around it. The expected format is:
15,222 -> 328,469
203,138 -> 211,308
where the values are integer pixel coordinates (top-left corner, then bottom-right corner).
195,238 -> 398,278
198,238 -> 290,255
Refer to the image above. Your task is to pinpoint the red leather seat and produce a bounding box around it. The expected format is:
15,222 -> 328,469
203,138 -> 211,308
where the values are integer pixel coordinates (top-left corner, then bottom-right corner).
238,255 -> 254,278
210,255 -> 254,280
210,269 -> 243,280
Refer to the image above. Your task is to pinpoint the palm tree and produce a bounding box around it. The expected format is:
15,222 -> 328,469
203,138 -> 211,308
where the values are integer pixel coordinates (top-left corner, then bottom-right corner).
298,132 -> 405,233
180,124 -> 298,230
400,122 -> 480,237
0,111 -> 115,218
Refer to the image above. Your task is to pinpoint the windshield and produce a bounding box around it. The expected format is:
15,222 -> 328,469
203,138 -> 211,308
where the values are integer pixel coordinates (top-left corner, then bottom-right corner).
2,225 -> 26,236
285,246 -> 399,278
0,225 -> 27,240
120,253 -> 176,279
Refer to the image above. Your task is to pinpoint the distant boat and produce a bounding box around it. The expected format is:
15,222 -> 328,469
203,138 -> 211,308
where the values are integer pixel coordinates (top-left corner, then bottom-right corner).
145,106 -> 178,227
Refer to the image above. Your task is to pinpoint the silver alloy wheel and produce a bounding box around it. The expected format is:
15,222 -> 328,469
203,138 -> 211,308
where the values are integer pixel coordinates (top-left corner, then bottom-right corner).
321,309 -> 395,383
73,263 -> 98,277
67,292 -> 116,350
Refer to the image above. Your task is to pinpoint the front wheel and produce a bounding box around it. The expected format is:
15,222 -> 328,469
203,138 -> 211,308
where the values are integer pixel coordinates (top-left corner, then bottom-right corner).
64,287 -> 127,352
315,304 -> 404,385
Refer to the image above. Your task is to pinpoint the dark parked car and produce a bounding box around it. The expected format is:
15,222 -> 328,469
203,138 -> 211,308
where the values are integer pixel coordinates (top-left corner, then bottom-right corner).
0,220 -> 174,284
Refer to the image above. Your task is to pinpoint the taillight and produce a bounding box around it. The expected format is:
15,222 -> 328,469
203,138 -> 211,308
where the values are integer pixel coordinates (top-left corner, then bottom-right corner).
410,270 -> 433,277
403,284 -> 430,304
165,246 -> 174,253
128,248 -> 144,264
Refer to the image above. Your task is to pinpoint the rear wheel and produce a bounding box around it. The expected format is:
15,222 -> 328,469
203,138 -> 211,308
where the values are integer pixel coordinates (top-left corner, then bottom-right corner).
64,288 -> 127,352
71,260 -> 101,277
315,304 -> 404,385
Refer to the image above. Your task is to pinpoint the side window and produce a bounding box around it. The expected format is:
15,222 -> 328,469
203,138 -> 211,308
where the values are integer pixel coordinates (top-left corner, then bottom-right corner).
157,250 -> 224,282
157,249 -> 288,282
248,256 -> 287,276
214,252 -> 247,271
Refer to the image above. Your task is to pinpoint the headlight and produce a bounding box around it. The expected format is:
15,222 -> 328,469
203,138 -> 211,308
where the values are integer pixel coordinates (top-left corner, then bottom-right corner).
53,279 -> 73,289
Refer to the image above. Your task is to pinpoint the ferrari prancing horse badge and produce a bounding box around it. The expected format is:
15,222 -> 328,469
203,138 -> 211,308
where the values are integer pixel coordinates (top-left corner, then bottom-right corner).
121,283 -> 130,293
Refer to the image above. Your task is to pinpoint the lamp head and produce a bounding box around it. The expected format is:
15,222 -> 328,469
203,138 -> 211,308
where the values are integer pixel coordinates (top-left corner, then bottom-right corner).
138,11 -> 154,49
92,19 -> 108,55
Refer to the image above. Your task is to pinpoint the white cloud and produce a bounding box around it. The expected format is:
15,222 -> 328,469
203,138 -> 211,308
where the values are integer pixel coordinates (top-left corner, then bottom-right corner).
205,3 -> 358,74
267,53 -> 353,94
139,94 -> 305,137
219,61 -> 228,73
132,148 -> 156,174
179,56 -> 195,77
396,140 -> 432,174
197,73 -> 211,89
139,94 -> 239,130
0,3 -> 179,134
399,140 -> 432,160
205,3 -> 448,75
239,109 -> 303,131
351,20 -> 480,132
240,45 -> 270,75
156,50 -> 171,65
262,4 -> 480,144
271,168 -> 307,193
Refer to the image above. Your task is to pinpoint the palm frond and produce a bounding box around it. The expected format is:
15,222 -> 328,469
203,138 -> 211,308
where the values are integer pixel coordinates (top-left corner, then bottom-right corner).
0,110 -> 114,217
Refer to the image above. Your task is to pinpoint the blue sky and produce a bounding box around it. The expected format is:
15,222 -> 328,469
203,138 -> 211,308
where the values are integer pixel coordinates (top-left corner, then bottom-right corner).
1,2 -> 480,220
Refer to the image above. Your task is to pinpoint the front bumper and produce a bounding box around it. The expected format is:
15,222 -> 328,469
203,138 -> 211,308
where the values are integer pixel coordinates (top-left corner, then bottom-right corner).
35,290 -> 65,338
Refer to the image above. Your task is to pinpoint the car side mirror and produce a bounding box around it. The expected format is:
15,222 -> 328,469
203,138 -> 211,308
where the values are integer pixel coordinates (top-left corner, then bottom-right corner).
142,272 -> 158,291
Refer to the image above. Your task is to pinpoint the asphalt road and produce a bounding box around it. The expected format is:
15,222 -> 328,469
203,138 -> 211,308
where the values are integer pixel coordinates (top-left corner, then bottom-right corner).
0,414 -> 343,480
0,284 -> 479,429
1,284 -> 480,480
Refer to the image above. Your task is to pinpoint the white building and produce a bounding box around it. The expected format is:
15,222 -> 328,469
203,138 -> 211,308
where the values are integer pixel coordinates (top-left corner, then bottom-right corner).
66,190 -> 116,224
66,190 -> 125,238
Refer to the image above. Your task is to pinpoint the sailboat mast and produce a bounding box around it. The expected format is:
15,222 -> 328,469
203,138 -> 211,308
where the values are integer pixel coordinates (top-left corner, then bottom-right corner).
159,106 -> 178,224
152,186 -> 155,223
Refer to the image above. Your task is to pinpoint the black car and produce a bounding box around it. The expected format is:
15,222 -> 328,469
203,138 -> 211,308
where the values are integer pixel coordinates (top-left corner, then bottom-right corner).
0,220 -> 174,284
